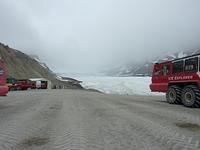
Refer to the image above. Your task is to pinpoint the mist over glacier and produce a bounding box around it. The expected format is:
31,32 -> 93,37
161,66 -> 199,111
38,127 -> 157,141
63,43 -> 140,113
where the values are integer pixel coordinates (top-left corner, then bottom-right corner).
0,0 -> 200,74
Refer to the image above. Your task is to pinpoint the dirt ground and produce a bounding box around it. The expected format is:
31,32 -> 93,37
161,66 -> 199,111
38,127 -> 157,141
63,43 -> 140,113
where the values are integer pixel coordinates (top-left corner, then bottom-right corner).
0,90 -> 199,150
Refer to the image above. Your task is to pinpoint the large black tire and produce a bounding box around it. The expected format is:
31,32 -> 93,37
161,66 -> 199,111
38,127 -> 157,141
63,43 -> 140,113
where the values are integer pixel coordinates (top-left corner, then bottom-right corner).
181,85 -> 200,108
166,86 -> 182,104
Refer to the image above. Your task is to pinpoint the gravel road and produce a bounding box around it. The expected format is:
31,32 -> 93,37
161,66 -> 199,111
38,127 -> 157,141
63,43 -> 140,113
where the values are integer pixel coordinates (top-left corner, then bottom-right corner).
0,90 -> 200,150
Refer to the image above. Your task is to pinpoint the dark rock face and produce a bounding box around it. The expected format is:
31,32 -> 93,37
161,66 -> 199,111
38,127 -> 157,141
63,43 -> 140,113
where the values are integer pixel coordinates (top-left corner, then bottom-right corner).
0,43 -> 82,89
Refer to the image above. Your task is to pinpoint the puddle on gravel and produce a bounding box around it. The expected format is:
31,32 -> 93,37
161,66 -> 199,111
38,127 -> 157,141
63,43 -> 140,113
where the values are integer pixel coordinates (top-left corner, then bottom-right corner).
0,104 -> 9,109
20,137 -> 49,147
175,122 -> 200,131
49,105 -> 61,110
49,102 -> 63,110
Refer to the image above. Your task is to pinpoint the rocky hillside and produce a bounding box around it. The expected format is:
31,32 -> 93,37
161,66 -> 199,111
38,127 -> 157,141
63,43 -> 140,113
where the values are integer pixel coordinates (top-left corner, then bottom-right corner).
107,49 -> 200,76
0,43 -> 82,89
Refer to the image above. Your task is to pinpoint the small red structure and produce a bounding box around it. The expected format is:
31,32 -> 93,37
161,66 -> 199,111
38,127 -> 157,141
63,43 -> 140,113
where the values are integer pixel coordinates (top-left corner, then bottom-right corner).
150,53 -> 200,107
0,60 -> 9,96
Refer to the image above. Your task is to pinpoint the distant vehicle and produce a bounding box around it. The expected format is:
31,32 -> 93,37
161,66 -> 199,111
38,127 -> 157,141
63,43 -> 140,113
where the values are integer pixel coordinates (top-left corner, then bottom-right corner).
6,78 -> 18,91
29,78 -> 50,89
41,81 -> 48,89
31,81 -> 37,89
16,79 -> 33,90
0,60 -> 9,96
150,53 -> 200,107
33,80 -> 48,89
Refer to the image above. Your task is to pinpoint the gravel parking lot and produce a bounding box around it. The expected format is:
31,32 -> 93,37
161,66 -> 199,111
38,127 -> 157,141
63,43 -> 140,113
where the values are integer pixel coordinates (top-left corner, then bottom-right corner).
0,90 -> 200,150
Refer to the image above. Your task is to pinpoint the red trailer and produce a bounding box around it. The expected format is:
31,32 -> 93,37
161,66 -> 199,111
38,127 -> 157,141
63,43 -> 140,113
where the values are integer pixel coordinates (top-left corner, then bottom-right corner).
150,53 -> 200,107
0,60 -> 9,96
16,79 -> 33,90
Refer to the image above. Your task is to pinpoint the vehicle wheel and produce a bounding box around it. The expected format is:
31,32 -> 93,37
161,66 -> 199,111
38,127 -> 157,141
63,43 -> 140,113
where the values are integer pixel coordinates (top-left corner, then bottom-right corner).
166,86 -> 182,104
181,85 -> 200,108
9,87 -> 14,91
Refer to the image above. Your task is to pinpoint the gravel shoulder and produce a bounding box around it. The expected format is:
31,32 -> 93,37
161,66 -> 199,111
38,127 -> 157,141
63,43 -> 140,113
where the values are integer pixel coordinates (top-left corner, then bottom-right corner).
0,90 -> 200,150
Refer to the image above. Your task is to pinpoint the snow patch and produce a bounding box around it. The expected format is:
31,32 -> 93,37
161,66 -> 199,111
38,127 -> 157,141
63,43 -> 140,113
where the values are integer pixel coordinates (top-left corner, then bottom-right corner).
56,75 -> 63,81
162,58 -> 169,61
178,51 -> 187,58
39,63 -> 48,69
30,55 -> 48,69
169,54 -> 176,59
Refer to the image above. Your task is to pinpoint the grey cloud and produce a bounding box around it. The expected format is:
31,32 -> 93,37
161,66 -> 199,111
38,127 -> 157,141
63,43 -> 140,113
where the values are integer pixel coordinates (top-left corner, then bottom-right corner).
0,0 -> 200,73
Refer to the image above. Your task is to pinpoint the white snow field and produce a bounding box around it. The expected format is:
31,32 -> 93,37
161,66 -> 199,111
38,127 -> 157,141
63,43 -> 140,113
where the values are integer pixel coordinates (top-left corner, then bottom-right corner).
75,76 -> 163,96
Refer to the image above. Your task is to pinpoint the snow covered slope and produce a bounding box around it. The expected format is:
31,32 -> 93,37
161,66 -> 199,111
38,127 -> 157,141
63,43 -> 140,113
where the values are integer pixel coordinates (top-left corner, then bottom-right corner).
75,76 -> 163,96
29,54 -> 49,69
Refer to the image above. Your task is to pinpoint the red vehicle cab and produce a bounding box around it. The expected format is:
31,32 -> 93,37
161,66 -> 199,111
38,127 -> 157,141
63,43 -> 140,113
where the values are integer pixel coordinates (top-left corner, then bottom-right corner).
7,78 -> 18,91
16,79 -> 33,90
150,53 -> 200,107
0,60 -> 9,96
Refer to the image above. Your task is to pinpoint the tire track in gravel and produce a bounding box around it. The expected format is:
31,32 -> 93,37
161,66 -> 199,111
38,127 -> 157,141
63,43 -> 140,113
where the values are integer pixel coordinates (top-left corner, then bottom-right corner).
50,94 -> 106,150
0,92 -> 63,150
96,94 -> 200,150
1,90 -> 200,150
0,92 -> 44,121
49,90 -> 200,150
51,92 -> 167,150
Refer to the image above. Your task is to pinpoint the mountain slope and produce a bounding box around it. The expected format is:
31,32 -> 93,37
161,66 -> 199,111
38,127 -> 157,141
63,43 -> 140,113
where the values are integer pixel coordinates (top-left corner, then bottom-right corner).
107,49 -> 200,76
0,43 -> 82,89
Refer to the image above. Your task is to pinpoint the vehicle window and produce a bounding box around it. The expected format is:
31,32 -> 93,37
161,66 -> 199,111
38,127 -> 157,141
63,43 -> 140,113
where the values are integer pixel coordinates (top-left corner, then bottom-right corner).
163,65 -> 170,75
173,60 -> 184,73
153,65 -> 163,76
185,57 -> 198,72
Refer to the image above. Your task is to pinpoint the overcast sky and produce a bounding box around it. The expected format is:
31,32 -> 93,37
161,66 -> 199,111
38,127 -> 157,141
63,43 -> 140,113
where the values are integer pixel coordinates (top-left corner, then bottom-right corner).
0,0 -> 200,73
